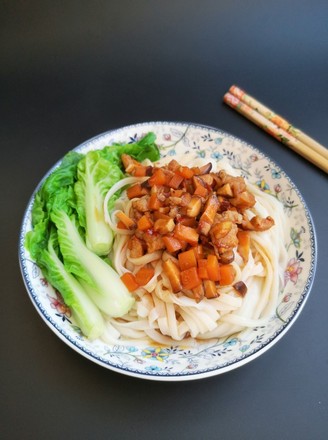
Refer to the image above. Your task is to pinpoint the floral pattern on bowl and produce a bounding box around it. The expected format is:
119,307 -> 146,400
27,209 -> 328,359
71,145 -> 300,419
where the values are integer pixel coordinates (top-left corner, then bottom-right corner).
19,122 -> 316,381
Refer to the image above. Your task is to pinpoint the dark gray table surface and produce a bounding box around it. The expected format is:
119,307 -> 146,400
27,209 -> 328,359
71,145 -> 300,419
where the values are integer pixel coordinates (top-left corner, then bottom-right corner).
1,1 -> 328,439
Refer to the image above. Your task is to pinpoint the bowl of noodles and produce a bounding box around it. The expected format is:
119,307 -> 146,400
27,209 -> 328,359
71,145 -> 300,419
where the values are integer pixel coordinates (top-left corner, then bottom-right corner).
19,122 -> 316,380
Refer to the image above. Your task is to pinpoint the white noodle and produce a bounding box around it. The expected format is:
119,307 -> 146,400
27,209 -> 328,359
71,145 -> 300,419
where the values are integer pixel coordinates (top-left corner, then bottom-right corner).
127,250 -> 162,266
102,156 -> 288,344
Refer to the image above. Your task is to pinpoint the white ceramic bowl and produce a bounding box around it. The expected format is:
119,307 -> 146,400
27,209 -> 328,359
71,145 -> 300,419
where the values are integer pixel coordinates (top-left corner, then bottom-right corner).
19,122 -> 316,381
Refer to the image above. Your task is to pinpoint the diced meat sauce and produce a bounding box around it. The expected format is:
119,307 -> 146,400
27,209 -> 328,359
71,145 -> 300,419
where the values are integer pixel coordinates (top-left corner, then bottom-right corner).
120,156 -> 275,301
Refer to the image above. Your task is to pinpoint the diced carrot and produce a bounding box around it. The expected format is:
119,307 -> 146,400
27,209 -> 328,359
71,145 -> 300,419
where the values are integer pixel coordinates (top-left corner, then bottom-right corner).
203,279 -> 218,299
126,183 -> 148,199
178,166 -> 194,179
180,267 -> 201,290
167,159 -> 180,172
174,224 -> 199,246
121,272 -> 139,292
148,168 -> 167,186
197,259 -> 209,279
219,264 -> 236,285
133,165 -> 147,177
137,215 -> 153,231
206,254 -> 221,282
117,221 -> 127,229
178,249 -> 197,271
162,236 -> 183,253
237,230 -> 250,263
168,173 -> 184,189
163,259 -> 182,292
154,218 -> 175,234
194,185 -> 208,198
115,211 -> 136,229
135,267 -> 155,286
148,193 -> 163,210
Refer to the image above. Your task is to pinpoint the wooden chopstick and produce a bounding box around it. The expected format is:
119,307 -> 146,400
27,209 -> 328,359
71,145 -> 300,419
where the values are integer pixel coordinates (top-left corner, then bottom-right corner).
223,86 -> 328,174
228,85 -> 328,160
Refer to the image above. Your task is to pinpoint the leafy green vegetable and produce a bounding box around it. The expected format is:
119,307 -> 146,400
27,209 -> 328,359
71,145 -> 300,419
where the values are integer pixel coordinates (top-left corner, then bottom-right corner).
101,132 -> 160,167
41,151 -> 83,205
52,210 -> 135,317
25,132 -> 160,339
75,150 -> 124,256
26,180 -> 106,339
26,222 -> 106,340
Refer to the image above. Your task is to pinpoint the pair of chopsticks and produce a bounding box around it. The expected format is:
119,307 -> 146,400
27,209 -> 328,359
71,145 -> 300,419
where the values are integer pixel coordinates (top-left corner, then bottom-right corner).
223,85 -> 328,174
